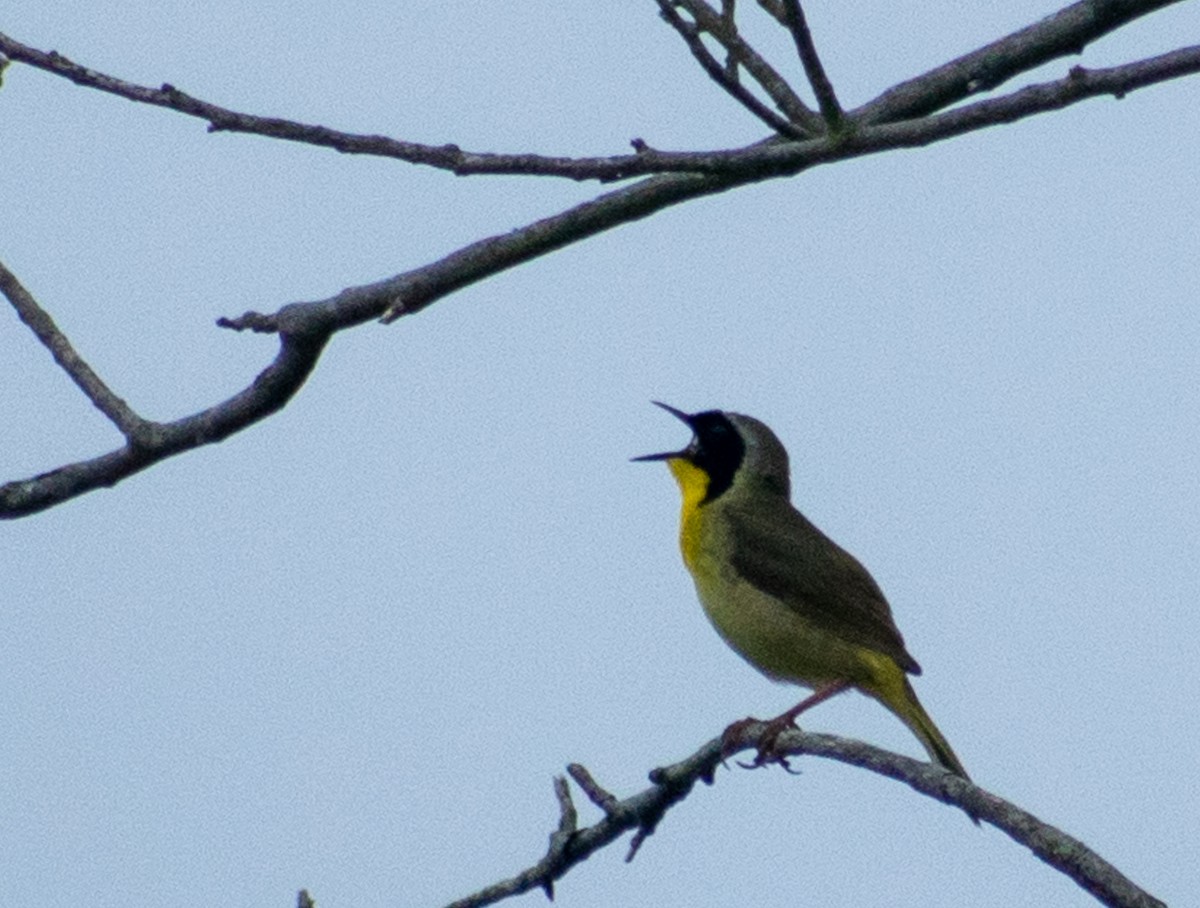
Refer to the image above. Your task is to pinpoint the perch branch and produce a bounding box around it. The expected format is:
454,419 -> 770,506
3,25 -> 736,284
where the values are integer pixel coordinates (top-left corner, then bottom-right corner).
447,725 -> 1166,908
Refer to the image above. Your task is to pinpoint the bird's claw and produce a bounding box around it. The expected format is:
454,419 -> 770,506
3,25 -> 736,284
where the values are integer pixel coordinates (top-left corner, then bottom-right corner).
722,716 -> 803,772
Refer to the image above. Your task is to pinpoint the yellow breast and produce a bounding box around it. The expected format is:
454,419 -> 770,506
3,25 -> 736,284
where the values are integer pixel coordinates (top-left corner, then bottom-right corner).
665,455 -> 868,688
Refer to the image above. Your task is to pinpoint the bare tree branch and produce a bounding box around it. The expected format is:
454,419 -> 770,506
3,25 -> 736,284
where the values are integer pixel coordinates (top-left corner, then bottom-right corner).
2,3 -> 1191,903
447,726 -> 1166,908
852,0 -> 1189,124
444,737 -> 722,908
0,264 -> 330,518
0,0 -> 1190,181
564,762 -> 619,814
1,21 -> 808,178
780,0 -> 843,126
847,46 -> 1200,154
0,263 -> 145,439
0,30 -> 646,182
654,0 -> 812,138
5,30 -> 1199,517
622,45 -> 1200,179
656,0 -> 822,134
1,0 -> 1197,521
0,171 -> 739,517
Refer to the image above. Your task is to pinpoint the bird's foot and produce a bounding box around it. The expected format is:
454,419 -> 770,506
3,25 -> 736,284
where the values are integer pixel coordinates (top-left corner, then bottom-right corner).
720,715 -> 802,773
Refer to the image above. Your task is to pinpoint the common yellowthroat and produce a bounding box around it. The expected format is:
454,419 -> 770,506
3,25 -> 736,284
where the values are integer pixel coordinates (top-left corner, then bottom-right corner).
635,402 -> 969,778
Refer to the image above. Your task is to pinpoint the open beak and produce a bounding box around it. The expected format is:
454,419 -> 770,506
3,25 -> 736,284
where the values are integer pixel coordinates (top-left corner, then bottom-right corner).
632,401 -> 694,462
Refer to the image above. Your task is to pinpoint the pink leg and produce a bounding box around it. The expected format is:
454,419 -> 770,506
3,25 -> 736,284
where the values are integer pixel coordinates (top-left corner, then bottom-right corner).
778,680 -> 852,725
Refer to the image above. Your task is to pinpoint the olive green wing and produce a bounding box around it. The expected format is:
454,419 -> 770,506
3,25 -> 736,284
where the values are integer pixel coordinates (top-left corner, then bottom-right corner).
725,499 -> 922,674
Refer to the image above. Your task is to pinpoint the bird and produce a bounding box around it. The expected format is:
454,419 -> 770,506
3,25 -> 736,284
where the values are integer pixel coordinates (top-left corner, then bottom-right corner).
634,402 -> 969,779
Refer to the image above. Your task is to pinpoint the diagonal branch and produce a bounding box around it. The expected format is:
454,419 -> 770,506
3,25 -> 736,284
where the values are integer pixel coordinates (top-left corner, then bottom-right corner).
445,740 -> 724,908
780,0 -> 843,126
852,0 -> 1188,124
447,724 -> 1166,908
840,46 -> 1200,160
583,45 -> 1200,180
0,263 -> 146,440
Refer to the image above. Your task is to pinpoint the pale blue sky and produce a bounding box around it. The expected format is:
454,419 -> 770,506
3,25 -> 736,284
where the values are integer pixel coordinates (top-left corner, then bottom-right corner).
3,3 -> 1198,907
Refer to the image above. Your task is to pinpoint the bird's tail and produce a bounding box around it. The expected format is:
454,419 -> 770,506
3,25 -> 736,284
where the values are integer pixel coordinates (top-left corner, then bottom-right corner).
862,659 -> 970,779
858,658 -> 978,823
891,676 -> 970,780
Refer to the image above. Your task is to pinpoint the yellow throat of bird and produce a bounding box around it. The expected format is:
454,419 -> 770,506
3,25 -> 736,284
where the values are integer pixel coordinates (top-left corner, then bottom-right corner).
667,456 -> 712,572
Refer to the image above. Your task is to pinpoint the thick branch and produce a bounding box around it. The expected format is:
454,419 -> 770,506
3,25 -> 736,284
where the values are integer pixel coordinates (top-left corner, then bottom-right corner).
0,171 -> 736,517
852,0 -> 1188,124
449,726 -> 1166,908
0,313 -> 328,518
603,46 -> 1200,179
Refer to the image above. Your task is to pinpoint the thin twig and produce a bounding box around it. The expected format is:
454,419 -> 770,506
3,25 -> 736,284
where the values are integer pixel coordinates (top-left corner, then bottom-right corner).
754,0 -> 787,27
0,31 -> 648,182
662,0 -> 822,132
566,763 -> 619,814
0,28 -> 787,183
0,261 -> 147,440
655,0 -> 810,138
780,0 -> 843,126
541,776 -> 579,900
